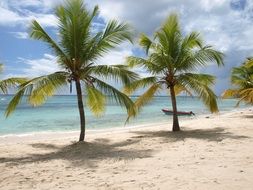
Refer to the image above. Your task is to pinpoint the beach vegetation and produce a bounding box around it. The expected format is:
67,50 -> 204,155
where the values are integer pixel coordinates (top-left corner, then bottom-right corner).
5,0 -> 137,141
0,64 -> 27,94
125,14 -> 224,131
222,58 -> 253,105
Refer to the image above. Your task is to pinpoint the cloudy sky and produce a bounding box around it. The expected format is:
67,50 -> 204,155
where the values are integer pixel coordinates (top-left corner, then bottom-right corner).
0,0 -> 252,95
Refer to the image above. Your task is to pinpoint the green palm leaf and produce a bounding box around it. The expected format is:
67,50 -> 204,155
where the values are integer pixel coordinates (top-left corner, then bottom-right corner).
223,58 -> 253,105
239,88 -> 253,104
86,20 -> 133,61
90,64 -> 139,85
127,56 -> 164,74
139,33 -> 153,54
94,78 -> 137,117
173,83 -> 193,96
178,73 -> 218,113
222,89 -> 239,98
0,77 -> 27,94
0,64 -> 27,94
5,72 -> 68,117
134,83 -> 161,110
86,85 -> 106,116
30,20 -> 70,69
0,64 -> 3,73
123,76 -> 158,95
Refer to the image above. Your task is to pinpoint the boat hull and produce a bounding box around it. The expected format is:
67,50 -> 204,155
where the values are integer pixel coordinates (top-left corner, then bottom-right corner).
161,109 -> 194,116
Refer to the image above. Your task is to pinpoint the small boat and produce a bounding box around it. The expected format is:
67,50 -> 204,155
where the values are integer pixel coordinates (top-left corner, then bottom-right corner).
162,109 -> 195,116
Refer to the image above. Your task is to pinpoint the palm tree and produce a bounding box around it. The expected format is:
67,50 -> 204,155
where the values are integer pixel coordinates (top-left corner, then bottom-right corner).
125,14 -> 224,131
5,0 -> 138,141
0,64 -> 26,94
222,58 -> 253,105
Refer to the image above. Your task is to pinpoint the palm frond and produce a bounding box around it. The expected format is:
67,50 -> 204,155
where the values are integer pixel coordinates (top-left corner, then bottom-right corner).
239,88 -> 253,104
5,86 -> 27,117
123,76 -> 158,95
177,45 -> 224,72
173,83 -> 193,96
86,20 -> 133,61
103,20 -> 133,44
231,66 -> 253,88
134,84 -> 161,111
178,73 -> 218,113
5,72 -> 68,117
90,64 -> 139,85
139,33 -> 153,54
0,64 -> 3,73
162,13 -> 180,35
181,31 -> 203,49
222,89 -> 239,98
196,46 -> 224,67
86,85 -> 106,116
157,13 -> 182,60
27,72 -> 68,106
223,57 -> 253,106
127,56 -> 149,68
0,77 -> 27,94
127,56 -> 164,74
94,78 -> 137,117
56,0 -> 98,65
125,83 -> 160,122
244,58 -> 253,68
30,20 -> 70,68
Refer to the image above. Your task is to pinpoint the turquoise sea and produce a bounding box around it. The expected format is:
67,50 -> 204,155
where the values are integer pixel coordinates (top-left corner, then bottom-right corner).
0,95 -> 246,136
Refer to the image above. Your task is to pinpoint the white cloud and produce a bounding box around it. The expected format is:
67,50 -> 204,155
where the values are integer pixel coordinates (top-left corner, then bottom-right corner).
0,4 -> 23,26
2,0 -> 253,94
10,31 -> 29,39
87,0 -> 253,52
29,13 -> 58,27
95,43 -> 133,66
18,54 -> 60,77
86,0 -> 253,94
200,0 -> 227,11
0,0 -> 59,28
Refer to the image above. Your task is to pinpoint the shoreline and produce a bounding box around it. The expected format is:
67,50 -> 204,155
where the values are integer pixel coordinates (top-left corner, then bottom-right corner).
0,107 -> 251,144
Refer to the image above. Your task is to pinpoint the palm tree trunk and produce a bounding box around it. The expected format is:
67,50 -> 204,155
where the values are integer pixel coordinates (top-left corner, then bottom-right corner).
170,85 -> 180,131
75,79 -> 86,141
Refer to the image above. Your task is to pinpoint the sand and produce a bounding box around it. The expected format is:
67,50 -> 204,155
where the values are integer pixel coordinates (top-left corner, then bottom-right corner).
0,109 -> 253,190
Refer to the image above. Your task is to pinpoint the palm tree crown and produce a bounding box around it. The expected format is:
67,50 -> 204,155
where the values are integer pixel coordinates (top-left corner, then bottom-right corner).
6,0 -> 138,141
222,58 -> 253,105
125,14 -> 224,131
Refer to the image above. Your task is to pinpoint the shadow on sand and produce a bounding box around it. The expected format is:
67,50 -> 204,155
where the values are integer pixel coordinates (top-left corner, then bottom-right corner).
0,138 -> 153,168
241,114 -> 253,119
131,127 -> 250,143
0,127 -> 250,167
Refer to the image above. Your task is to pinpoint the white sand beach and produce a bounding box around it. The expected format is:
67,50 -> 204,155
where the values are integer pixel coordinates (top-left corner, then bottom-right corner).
0,109 -> 253,190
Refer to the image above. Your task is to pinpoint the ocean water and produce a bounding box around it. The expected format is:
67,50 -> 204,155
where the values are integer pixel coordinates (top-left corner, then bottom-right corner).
0,95 -> 246,136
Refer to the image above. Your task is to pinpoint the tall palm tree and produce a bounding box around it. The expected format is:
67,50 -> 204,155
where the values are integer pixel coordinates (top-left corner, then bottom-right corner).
222,58 -> 253,105
0,64 -> 26,94
5,0 -> 138,141
125,14 -> 224,131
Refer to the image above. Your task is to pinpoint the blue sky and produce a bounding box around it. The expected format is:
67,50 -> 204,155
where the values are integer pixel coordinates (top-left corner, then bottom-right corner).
0,0 -> 253,95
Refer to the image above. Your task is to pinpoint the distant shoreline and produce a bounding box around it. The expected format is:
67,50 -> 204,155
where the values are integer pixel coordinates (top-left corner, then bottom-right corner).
0,94 -> 241,98
0,107 -> 251,144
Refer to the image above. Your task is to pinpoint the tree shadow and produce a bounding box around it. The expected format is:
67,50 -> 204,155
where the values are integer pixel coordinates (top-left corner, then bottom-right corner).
241,114 -> 253,119
0,138 -> 153,168
131,127 -> 250,143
